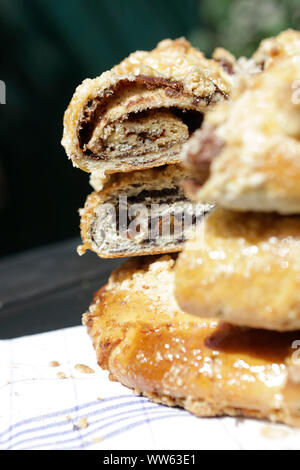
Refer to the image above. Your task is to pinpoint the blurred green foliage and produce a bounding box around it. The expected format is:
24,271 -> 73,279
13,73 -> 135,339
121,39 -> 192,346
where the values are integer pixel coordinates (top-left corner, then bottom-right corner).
189,0 -> 300,57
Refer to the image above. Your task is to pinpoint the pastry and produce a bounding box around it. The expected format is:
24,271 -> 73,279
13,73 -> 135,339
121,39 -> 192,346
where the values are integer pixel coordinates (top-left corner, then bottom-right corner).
182,29 -> 300,214
83,255 -> 300,427
62,38 -> 232,181
175,207 -> 300,331
79,165 -> 212,258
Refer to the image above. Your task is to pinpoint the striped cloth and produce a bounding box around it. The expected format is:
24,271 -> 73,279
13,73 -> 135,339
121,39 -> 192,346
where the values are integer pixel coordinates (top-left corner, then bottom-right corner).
0,326 -> 298,450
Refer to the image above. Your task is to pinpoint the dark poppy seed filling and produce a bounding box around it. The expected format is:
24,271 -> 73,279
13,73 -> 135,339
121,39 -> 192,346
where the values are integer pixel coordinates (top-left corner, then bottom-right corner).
76,75 -> 214,163
90,186 -> 213,255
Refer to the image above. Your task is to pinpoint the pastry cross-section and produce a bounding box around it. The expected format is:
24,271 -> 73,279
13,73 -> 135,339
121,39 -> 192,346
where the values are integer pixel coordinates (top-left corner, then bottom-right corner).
62,38 -> 232,178
79,165 -> 213,258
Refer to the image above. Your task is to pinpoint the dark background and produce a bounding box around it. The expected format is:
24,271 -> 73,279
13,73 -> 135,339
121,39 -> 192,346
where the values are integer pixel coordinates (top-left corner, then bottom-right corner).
0,0 -> 298,258
1,0 -> 300,338
0,0 -> 201,258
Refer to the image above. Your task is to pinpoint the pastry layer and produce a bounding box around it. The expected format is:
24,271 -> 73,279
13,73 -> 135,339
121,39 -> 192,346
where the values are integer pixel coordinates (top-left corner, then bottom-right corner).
83,255 -> 300,427
176,207 -> 300,331
182,30 -> 300,214
79,165 -> 212,258
62,38 -> 232,177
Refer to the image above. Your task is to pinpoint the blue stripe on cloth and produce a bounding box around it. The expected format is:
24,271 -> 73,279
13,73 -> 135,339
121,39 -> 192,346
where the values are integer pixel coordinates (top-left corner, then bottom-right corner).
4,402 -> 166,449
13,409 -> 189,450
0,394 -> 138,440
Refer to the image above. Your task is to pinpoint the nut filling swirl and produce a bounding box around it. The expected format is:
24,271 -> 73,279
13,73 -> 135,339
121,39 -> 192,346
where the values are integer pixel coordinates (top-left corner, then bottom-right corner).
62,38 -> 232,176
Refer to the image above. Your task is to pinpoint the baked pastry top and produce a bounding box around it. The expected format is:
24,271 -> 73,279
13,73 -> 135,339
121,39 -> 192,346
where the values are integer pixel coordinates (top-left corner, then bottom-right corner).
182,29 -> 300,214
253,28 -> 300,69
62,38 -> 233,178
83,255 -> 300,427
175,207 -> 300,331
79,165 -> 212,258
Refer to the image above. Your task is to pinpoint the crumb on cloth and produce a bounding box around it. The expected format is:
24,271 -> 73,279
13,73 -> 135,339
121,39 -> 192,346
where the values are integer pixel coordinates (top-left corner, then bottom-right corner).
260,425 -> 290,439
49,361 -> 60,367
75,417 -> 88,429
93,437 -> 104,443
74,364 -> 95,374
56,372 -> 67,379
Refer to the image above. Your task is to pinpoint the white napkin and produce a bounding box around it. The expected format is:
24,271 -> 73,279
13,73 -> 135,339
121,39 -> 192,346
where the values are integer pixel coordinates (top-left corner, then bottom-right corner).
0,326 -> 299,450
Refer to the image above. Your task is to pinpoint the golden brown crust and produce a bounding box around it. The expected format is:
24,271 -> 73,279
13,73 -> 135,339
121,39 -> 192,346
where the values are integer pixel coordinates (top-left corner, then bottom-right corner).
91,163 -> 188,196
62,38 -> 232,177
79,165 -> 212,258
253,29 -> 300,70
176,207 -> 300,331
184,30 -> 300,214
83,255 -> 300,427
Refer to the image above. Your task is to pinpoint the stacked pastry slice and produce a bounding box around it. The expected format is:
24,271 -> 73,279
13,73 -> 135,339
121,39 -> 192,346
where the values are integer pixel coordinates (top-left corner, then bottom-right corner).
174,29 -> 300,424
62,38 -> 232,183
63,32 -> 300,428
79,165 -> 212,257
63,38 -> 232,258
176,29 -> 300,329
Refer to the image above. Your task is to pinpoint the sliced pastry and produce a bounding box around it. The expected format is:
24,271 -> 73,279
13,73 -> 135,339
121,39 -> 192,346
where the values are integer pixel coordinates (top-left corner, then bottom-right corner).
79,165 -> 212,258
176,207 -> 300,331
62,38 -> 232,181
182,29 -> 300,214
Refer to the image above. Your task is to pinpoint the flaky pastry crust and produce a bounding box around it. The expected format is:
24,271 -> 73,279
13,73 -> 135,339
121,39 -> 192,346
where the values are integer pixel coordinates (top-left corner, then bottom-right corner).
62,38 -> 232,177
176,207 -> 300,331
183,30 -> 300,214
79,165 -> 212,258
83,255 -> 300,427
